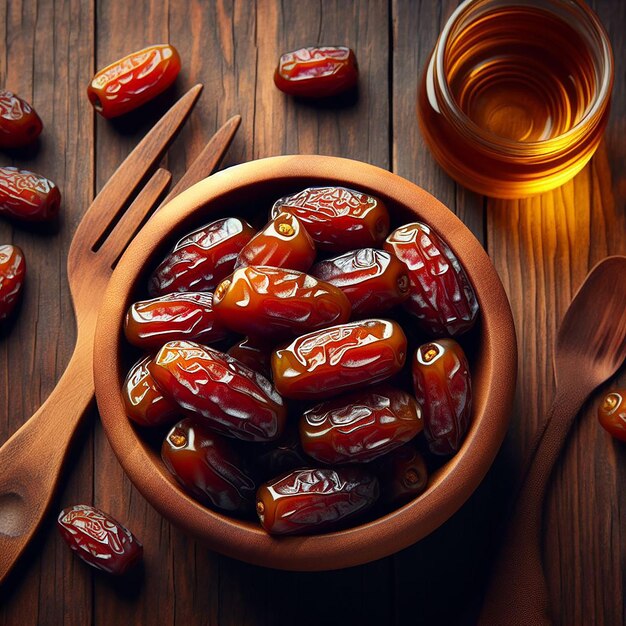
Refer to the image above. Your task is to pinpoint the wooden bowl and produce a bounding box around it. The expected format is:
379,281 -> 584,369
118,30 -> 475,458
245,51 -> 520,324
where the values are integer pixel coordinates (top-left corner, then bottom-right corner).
94,155 -> 517,571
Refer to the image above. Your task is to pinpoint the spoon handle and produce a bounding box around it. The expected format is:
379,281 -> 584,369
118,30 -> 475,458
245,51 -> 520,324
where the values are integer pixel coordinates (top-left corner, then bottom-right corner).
478,384 -> 590,625
0,327 -> 94,585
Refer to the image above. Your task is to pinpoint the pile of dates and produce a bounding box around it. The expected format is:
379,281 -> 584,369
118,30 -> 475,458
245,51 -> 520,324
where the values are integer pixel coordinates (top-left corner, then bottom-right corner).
121,185 -> 478,535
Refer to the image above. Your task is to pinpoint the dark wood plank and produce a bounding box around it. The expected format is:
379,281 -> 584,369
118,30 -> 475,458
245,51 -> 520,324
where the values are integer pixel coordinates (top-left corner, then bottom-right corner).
254,0 -> 389,167
91,4 -> 213,626
486,0 -> 626,623
543,0 -> 626,621
488,149 -> 626,626
0,0 -> 95,624
545,0 -> 626,624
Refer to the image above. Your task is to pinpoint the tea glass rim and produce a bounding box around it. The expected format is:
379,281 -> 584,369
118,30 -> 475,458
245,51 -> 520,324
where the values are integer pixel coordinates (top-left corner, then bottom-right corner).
433,0 -> 614,155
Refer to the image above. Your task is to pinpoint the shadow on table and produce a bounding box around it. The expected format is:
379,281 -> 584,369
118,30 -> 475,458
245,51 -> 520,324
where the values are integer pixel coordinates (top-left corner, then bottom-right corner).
215,440 -> 519,626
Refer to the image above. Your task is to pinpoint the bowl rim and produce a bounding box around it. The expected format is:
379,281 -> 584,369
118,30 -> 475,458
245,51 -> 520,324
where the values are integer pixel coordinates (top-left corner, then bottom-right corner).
94,154 -> 517,571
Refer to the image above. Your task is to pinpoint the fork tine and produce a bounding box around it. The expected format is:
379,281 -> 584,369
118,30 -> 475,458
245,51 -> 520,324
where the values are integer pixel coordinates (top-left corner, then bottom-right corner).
70,84 -> 203,257
98,168 -> 172,268
158,114 -> 242,210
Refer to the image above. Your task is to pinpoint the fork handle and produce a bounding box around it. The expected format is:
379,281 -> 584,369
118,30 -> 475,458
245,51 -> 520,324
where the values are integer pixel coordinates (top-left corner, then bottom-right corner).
478,385 -> 590,625
0,329 -> 94,584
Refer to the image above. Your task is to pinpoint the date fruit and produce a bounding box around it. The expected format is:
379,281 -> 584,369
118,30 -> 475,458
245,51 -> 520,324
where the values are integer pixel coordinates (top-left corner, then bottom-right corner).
0,244 -> 26,321
271,186 -> 389,251
149,217 -> 255,296
0,90 -> 43,148
274,46 -> 358,98
124,292 -> 228,350
88,44 -> 181,118
0,166 -> 61,221
57,504 -> 143,575
311,248 -> 410,316
123,355 -> 180,427
412,339 -> 472,455
227,336 -> 273,378
148,340 -> 286,442
272,318 -> 407,400
162,417 -> 256,512
376,445 -> 428,506
598,390 -> 626,442
256,467 -> 378,535
213,266 -> 351,338
300,385 -> 423,464
384,222 -> 478,336
235,212 -> 316,272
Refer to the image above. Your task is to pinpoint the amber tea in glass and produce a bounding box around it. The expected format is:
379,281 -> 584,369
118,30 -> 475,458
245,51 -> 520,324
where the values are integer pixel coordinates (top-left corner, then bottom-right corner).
418,0 -> 613,198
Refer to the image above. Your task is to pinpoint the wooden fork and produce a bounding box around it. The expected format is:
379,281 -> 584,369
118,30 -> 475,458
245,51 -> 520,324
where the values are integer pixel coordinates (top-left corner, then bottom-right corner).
0,84 -> 238,584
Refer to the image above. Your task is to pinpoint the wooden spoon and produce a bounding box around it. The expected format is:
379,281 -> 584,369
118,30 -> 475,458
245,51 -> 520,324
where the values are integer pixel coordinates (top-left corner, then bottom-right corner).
479,255 -> 626,625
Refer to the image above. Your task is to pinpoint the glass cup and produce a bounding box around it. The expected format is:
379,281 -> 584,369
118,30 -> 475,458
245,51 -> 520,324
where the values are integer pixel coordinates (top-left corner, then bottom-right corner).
417,0 -> 614,199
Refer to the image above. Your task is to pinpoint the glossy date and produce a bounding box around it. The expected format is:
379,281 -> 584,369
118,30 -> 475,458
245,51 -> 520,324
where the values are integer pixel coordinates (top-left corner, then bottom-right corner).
274,46 -> 358,98
88,44 -> 181,118
148,340 -> 286,442
0,166 -> 61,221
384,222 -> 478,336
213,266 -> 351,338
271,318 -> 407,400
124,292 -> 229,350
300,385 -> 423,464
123,355 -> 180,427
598,390 -> 626,442
0,90 -> 43,148
311,248 -> 410,316
149,217 -> 255,296
412,339 -> 472,455
57,504 -> 143,575
162,417 -> 256,512
256,467 -> 378,535
376,445 -> 428,506
271,186 -> 390,251
235,212 -> 316,272
0,244 -> 26,321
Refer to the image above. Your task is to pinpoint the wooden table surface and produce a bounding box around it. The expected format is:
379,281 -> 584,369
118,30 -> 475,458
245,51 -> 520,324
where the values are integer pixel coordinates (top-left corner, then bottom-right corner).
1,1 -> 625,624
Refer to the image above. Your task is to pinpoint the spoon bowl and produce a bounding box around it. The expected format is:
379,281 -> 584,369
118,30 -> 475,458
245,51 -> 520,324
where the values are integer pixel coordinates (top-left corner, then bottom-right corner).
554,255 -> 626,390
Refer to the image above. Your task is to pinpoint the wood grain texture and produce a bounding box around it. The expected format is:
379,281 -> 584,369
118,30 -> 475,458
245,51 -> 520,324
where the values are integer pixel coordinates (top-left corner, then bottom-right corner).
92,6 -> 213,626
0,0 -> 95,624
0,0 -> 624,624
487,0 -> 626,621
